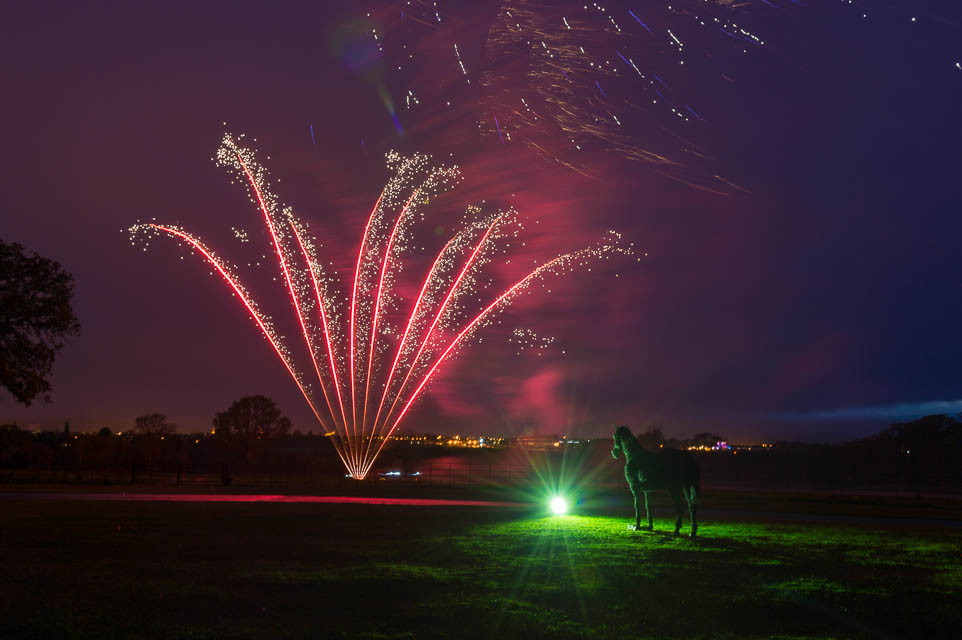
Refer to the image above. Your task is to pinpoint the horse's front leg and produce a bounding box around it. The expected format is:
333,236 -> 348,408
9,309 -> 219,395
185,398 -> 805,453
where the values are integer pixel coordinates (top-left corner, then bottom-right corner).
643,491 -> 653,530
629,483 -> 651,531
632,489 -> 642,530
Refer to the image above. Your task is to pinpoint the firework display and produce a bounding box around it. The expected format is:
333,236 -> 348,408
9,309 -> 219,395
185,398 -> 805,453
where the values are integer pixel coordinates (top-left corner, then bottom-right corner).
131,134 -> 631,478
339,0 -> 783,192
340,0 -> 958,193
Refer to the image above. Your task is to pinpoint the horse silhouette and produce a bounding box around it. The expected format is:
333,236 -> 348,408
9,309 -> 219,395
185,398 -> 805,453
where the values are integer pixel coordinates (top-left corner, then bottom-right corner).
611,425 -> 700,537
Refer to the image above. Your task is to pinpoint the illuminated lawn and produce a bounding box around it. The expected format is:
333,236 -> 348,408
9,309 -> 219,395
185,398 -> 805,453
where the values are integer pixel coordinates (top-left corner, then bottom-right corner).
1,496 -> 959,639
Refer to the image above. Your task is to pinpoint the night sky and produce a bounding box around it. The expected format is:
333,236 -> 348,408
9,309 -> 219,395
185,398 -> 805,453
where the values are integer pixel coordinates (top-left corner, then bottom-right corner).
2,1 -> 960,442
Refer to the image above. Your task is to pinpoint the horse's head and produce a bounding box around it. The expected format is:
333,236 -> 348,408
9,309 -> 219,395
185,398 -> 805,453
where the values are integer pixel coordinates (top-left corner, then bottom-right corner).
611,425 -> 632,459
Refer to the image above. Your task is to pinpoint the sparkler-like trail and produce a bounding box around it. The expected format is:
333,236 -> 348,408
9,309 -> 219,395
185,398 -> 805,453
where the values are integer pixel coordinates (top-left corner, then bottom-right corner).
143,223 -> 350,472
361,190 -> 418,436
374,215 -> 503,449
361,234 -> 457,467
349,195 -> 382,468
237,154 -> 331,437
290,223 -> 350,457
363,253 -> 572,477
131,134 -> 630,479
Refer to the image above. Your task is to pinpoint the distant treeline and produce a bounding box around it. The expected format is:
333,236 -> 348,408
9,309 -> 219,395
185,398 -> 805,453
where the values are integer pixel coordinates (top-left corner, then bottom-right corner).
1,414 -> 960,492
692,414 -> 962,493
0,423 -> 343,484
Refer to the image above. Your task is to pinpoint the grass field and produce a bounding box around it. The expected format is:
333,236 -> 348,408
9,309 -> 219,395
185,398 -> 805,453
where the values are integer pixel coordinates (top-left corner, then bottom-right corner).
1,491 -> 960,639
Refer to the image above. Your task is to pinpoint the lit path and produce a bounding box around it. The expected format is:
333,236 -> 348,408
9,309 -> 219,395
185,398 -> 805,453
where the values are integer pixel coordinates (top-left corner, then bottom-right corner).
1,493 -> 530,508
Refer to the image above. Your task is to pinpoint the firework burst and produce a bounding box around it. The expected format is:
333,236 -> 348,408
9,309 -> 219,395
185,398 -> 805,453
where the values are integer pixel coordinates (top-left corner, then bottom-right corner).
130,133 -> 632,478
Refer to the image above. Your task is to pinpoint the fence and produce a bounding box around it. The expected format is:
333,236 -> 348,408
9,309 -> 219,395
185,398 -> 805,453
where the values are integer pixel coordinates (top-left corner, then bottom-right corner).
0,462 -> 544,490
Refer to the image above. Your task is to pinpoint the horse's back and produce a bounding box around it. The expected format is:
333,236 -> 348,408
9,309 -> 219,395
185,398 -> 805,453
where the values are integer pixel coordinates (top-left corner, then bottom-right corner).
657,447 -> 697,467
639,448 -> 699,489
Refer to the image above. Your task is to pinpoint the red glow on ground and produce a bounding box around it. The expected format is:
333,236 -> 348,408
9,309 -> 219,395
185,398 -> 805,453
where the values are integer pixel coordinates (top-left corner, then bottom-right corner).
14,493 -> 529,507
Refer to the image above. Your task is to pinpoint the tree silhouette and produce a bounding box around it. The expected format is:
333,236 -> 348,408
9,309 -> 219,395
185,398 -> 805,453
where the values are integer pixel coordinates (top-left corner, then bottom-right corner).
636,424 -> 665,449
0,240 -> 80,406
688,432 -> 726,448
213,395 -> 291,467
213,395 -> 290,440
135,413 -> 177,435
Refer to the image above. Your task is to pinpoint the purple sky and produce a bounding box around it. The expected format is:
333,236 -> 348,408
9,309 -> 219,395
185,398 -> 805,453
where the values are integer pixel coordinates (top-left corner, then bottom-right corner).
1,1 -> 960,442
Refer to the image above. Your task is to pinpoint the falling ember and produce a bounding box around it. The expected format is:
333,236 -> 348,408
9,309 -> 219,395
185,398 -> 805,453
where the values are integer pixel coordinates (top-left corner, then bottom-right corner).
130,133 -> 632,479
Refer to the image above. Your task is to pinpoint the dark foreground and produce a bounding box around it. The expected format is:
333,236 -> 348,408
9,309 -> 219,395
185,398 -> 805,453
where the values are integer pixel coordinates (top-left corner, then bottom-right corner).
1,491 -> 959,639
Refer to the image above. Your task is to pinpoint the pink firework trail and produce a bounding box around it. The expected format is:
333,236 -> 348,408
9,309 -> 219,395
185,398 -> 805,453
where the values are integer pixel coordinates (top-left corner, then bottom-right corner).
349,195 -> 383,460
130,133 -> 631,479
361,190 -> 419,436
289,223 -> 349,437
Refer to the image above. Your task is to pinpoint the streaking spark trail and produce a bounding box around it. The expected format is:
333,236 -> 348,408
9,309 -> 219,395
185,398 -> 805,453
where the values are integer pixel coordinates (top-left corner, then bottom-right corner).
130,133 -> 631,478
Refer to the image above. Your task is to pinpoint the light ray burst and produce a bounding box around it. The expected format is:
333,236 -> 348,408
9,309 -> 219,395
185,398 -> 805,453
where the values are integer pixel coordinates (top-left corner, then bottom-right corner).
130,132 -> 632,479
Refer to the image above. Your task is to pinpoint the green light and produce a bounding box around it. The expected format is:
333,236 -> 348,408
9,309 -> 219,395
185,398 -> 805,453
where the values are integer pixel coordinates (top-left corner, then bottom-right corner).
550,496 -> 568,515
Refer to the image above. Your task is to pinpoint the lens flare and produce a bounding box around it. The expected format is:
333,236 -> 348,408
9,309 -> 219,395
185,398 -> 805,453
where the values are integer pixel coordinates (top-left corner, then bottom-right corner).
130,132 -> 632,479
550,496 -> 569,515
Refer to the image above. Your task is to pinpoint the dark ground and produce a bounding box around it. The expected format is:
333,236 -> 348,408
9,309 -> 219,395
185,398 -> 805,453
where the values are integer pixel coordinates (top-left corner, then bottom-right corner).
1,488 -> 959,639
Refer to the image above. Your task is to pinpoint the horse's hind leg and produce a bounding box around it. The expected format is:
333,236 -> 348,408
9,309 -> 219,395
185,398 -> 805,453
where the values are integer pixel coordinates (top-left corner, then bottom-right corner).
643,491 -> 653,530
671,490 -> 684,536
686,486 -> 699,538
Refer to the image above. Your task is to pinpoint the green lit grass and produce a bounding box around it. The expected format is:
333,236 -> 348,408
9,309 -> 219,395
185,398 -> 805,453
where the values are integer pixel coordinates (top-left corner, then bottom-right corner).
0,498 -> 959,639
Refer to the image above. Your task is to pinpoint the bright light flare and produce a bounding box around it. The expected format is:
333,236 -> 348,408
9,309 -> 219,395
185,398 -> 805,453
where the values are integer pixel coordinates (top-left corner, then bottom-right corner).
550,496 -> 569,515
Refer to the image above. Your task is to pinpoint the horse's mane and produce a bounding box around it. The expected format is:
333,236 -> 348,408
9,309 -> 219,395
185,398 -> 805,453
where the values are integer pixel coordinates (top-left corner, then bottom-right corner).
615,426 -> 647,457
